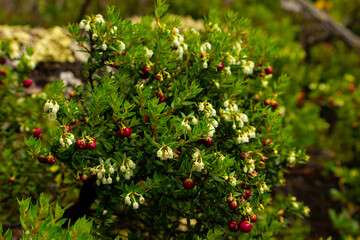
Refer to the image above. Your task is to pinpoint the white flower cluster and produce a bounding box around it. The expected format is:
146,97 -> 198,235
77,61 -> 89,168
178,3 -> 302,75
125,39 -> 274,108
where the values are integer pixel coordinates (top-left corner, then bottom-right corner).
171,28 -> 188,60
236,126 -> 256,144
124,192 -> 145,210
233,41 -> 242,55
181,116 -> 198,132
214,152 -> 225,161
288,152 -> 296,166
241,60 -> 255,75
200,42 -> 211,69
44,100 -> 60,120
144,46 -> 153,59
92,159 -> 118,186
191,149 -> 205,172
198,102 -> 216,117
157,146 -> 174,160
119,158 -> 136,180
243,157 -> 256,174
259,182 -> 269,194
79,14 -> 105,32
224,175 -> 237,186
59,133 -> 75,148
222,100 -> 248,129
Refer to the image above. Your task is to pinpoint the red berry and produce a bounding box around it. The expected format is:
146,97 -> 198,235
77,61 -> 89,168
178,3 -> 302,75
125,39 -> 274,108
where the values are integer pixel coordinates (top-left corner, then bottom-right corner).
36,134 -> 43,140
81,174 -> 89,182
264,99 -> 270,106
63,125 -> 71,132
76,139 -> 87,150
158,97 -> 166,104
71,119 -> 77,125
182,178 -> 195,189
69,92 -> 76,98
244,189 -> 251,199
0,58 -> 6,65
227,195 -> 234,203
87,142 -> 97,150
250,215 -> 258,223
37,155 -> 47,164
228,220 -> 239,232
265,67 -> 273,75
32,127 -> 41,136
202,137 -> 213,147
22,79 -> 33,88
117,127 -> 132,138
200,52 -> 207,59
259,73 -> 264,77
272,102 -> 278,108
141,66 -> 152,78
229,201 -> 238,210
249,172 -> 258,178
241,183 -> 249,189
47,156 -> 56,164
174,148 -> 179,159
278,209 -> 285,216
217,62 -> 224,71
1,69 -> 6,75
8,177 -> 14,183
239,220 -> 252,233
258,161 -> 265,167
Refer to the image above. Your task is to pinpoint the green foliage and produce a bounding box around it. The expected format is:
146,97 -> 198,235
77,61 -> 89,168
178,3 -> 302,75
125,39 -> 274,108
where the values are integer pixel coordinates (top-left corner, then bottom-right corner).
0,194 -> 93,239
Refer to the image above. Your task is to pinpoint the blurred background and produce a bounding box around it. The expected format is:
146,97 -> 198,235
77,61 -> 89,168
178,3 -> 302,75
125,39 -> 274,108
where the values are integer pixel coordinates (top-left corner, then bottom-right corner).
1,0 -> 359,239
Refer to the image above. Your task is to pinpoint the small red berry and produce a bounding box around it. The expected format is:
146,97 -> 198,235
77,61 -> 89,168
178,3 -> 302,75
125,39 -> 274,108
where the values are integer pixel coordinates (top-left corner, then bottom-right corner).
244,189 -> 251,199
202,137 -> 213,147
32,127 -> 41,136
264,99 -> 270,106
272,102 -> 278,108
259,73 -> 264,77
117,127 -> 132,138
1,69 -> 6,75
63,125 -> 71,133
228,220 -> 239,232
47,156 -> 56,164
258,161 -> 265,168
239,220 -> 252,233
140,66 -> 152,78
250,215 -> 258,223
69,92 -> 76,98
182,178 -> 195,189
22,79 -> 33,88
217,62 -> 224,71
265,67 -> 273,75
174,148 -> 179,159
278,209 -> 285,216
8,177 -> 14,183
81,174 -> 89,182
229,201 -> 238,210
249,172 -> 258,178
87,142 -> 97,150
200,52 -> 207,59
36,134 -> 43,140
71,119 -> 77,125
37,155 -> 47,164
227,195 -> 234,203
76,139 -> 87,150
158,97 -> 166,104
0,58 -> 6,65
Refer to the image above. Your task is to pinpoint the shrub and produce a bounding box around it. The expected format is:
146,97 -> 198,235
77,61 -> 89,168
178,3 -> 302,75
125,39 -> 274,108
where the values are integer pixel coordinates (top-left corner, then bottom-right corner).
2,1 -> 310,239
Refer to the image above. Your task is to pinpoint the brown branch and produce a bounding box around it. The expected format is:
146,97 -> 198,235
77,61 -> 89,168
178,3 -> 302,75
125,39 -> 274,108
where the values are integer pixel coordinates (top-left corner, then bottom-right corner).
281,0 -> 360,52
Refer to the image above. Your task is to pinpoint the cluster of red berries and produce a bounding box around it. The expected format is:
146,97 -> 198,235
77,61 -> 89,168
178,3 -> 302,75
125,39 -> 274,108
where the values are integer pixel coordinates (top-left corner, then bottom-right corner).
228,219 -> 255,233
37,155 -> 56,164
264,99 -> 278,108
75,137 -> 97,150
32,127 -> 43,140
